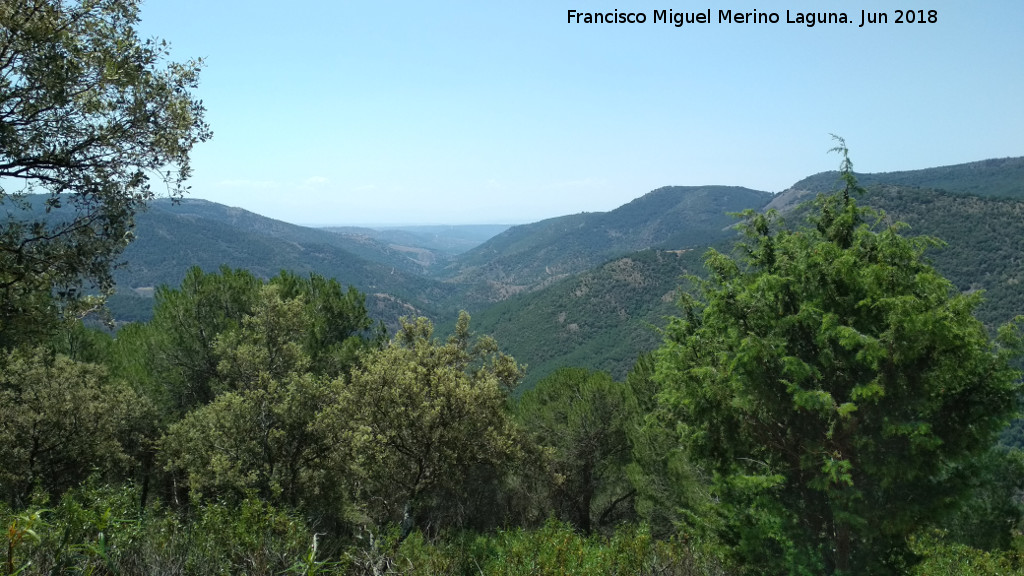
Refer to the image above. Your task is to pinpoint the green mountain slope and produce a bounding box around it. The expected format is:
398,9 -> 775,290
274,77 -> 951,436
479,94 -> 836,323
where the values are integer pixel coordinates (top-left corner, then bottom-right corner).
855,187 -> 1024,328
469,247 -> 710,390
143,199 -> 444,276
442,186 -> 773,304
767,157 -> 1024,211
90,156 -> 1024,383
110,201 -> 453,325
776,184 -> 1024,328
473,161 -> 1024,391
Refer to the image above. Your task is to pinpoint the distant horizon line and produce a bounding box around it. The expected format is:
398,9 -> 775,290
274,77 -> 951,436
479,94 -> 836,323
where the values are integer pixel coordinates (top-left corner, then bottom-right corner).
300,222 -> 521,229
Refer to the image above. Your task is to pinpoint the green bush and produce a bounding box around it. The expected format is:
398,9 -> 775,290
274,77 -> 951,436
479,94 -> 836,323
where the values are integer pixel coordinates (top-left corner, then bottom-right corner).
1,484 -> 341,576
910,532 -> 1024,576
340,520 -> 727,576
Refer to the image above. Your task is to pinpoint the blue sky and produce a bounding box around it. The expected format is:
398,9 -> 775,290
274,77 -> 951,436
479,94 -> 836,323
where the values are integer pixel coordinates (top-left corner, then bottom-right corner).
138,1 -> 1024,225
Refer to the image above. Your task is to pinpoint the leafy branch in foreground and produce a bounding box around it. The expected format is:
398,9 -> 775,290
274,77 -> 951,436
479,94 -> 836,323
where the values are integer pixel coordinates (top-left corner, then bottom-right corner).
0,0 -> 210,347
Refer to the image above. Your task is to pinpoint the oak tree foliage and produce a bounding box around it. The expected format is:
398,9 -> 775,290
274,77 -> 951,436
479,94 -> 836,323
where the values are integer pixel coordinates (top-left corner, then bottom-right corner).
339,312 -> 523,535
0,0 -> 210,345
159,284 -> 356,512
0,347 -> 151,506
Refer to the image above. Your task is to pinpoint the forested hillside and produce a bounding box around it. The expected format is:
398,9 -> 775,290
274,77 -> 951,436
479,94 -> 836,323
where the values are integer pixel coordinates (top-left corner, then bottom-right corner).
767,156 -> 1024,212
858,187 -> 1024,327
472,161 -> 1024,390
471,247 -> 708,390
103,159 -> 1024,390
439,185 -> 772,303
145,199 -> 448,275
106,186 -> 774,322
109,200 -> 455,325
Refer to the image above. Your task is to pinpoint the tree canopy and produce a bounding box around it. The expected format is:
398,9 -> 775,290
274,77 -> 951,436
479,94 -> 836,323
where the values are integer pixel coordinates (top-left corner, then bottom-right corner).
653,143 -> 1023,574
516,367 -> 637,534
0,0 -> 210,345
340,312 -> 523,535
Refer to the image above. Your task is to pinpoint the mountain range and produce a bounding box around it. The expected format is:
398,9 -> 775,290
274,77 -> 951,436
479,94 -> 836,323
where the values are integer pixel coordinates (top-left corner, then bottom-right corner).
100,156 -> 1024,389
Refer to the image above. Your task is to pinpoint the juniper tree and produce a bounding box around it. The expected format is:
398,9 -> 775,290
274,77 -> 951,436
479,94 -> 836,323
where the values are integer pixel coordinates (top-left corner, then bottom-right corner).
654,141 -> 1023,574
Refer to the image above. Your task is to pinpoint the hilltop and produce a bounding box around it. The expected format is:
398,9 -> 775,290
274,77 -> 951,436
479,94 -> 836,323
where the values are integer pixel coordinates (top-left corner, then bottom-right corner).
439,185 -> 773,304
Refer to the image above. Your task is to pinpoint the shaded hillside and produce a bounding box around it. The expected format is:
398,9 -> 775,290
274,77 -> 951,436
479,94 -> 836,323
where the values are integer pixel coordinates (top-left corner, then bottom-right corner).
469,247 -> 710,391
768,156 -> 1024,211
109,202 -> 453,325
856,186 -> 1024,328
477,184 -> 1024,391
442,186 -> 772,304
147,199 -> 444,275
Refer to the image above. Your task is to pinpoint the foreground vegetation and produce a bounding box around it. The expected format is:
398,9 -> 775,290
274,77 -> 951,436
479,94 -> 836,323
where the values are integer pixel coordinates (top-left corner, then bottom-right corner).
2,148 -> 1023,575
1,2 -> 1023,573
6,490 -> 1024,575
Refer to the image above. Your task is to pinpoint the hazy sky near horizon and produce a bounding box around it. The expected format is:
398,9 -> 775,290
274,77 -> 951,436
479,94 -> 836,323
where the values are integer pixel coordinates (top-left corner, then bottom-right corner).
138,1 -> 1023,226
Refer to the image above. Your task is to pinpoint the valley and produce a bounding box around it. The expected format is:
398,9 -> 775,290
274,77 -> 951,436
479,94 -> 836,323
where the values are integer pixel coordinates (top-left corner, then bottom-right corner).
106,156 -> 1024,390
